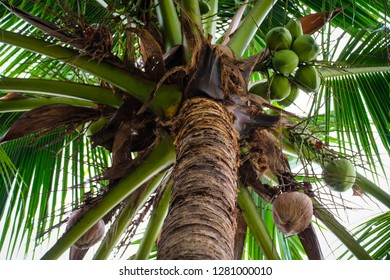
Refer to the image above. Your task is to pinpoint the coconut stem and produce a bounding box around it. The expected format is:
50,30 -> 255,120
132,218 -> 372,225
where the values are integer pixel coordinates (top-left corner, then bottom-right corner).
237,185 -> 281,260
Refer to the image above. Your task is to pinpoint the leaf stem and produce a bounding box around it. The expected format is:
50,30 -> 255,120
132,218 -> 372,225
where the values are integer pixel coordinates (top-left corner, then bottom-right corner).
237,185 -> 281,260
0,29 -> 182,117
135,182 -> 172,260
319,66 -> 390,78
313,199 -> 372,260
202,0 -> 218,42
93,171 -> 168,260
40,135 -> 175,260
181,0 -> 202,27
355,174 -> 390,209
0,97 -> 96,112
0,78 -> 122,107
154,0 -> 182,50
228,0 -> 276,58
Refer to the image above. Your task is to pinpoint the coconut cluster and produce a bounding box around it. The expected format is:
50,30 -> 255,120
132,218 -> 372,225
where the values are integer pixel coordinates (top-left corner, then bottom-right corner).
250,19 -> 321,107
272,191 -> 313,236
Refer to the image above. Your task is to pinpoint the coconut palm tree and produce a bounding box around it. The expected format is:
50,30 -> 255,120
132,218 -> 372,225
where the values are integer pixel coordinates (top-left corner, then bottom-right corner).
0,0 -> 389,260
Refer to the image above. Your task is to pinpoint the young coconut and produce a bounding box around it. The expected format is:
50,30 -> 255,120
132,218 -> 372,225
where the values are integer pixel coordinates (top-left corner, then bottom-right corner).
265,27 -> 292,51
199,1 -> 211,15
249,79 -> 271,101
322,158 -> 356,192
278,83 -> 299,107
285,18 -> 303,41
66,208 -> 105,260
269,74 -> 291,101
294,65 -> 320,92
272,191 -> 313,236
272,49 -> 299,74
291,34 -> 320,62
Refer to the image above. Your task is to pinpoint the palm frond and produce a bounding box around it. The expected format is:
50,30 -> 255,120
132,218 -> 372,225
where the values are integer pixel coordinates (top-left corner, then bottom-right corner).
311,25 -> 390,179
0,0 -> 122,83
0,131 -> 110,259
339,211 -> 390,259
300,0 -> 388,34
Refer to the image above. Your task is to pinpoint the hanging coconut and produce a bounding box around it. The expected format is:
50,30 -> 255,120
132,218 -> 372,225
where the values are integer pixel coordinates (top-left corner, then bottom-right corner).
272,49 -> 299,74
285,18 -> 303,41
249,79 -> 271,101
66,208 -> 105,259
278,83 -> 299,107
269,74 -> 291,101
291,34 -> 320,62
272,191 -> 313,236
265,27 -> 292,51
294,65 -> 320,92
322,158 -> 356,192
199,1 -> 211,15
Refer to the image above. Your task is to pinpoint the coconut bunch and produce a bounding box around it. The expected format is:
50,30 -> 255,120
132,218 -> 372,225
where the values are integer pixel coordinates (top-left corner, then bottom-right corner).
249,19 -> 321,107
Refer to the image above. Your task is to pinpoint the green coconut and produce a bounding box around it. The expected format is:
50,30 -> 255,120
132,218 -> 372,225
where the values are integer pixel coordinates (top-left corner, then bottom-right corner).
199,1 -> 211,15
285,18 -> 303,41
294,65 -> 320,92
265,27 -> 292,51
249,79 -> 270,101
292,34 -> 320,62
272,49 -> 299,74
322,159 -> 356,192
278,83 -> 299,107
270,74 -> 291,101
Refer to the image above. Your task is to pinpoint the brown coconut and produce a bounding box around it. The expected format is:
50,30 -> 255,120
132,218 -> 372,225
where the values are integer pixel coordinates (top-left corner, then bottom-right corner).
272,191 -> 313,236
66,208 -> 105,250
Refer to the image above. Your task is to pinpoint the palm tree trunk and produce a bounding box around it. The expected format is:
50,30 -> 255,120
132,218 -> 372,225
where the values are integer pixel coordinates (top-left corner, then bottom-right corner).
157,97 -> 239,259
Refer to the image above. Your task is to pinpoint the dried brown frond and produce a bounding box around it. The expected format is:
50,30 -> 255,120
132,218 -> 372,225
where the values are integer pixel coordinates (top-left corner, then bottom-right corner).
0,92 -> 27,101
0,104 -> 101,144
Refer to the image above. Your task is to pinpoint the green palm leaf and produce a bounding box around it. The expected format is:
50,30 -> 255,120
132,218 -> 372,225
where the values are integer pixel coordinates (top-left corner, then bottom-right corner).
339,211 -> 390,259
0,131 -> 110,259
314,25 -> 390,177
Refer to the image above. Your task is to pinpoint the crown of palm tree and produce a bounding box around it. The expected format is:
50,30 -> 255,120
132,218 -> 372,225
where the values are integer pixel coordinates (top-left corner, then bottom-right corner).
0,0 -> 389,260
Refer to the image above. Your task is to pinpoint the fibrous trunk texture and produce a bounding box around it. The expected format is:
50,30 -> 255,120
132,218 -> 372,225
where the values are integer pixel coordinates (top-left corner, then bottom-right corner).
157,97 -> 239,259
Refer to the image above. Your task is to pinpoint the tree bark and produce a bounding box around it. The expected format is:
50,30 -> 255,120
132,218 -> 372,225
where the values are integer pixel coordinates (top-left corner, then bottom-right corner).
157,97 -> 239,259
